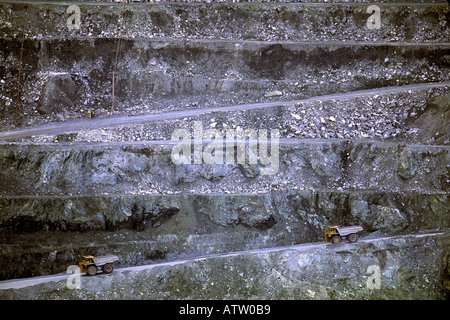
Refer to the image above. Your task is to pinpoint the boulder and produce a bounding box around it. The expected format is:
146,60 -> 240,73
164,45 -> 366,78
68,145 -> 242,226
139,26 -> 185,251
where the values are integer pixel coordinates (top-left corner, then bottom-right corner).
37,73 -> 77,115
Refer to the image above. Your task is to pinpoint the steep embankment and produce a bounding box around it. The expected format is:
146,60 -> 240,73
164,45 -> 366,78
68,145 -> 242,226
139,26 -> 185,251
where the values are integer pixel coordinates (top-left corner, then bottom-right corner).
1,1 -> 449,128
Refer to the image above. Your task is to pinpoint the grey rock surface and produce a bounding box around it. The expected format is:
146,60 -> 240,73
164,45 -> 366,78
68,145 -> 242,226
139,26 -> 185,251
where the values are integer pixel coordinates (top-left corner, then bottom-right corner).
0,0 -> 448,300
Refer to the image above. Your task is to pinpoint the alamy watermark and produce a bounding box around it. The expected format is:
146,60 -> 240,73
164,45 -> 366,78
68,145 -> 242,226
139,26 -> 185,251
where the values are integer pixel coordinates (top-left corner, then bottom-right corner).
170,121 -> 280,175
366,264 -> 381,289
66,5 -> 81,30
366,5 -> 382,30
66,265 -> 81,289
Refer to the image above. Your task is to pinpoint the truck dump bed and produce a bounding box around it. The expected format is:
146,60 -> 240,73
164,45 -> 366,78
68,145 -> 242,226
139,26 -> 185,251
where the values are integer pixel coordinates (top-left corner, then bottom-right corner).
93,255 -> 119,266
336,226 -> 363,236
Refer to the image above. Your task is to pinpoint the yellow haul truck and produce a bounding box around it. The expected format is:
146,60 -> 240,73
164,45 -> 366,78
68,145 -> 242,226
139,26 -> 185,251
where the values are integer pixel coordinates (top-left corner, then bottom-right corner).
78,255 -> 119,276
325,226 -> 363,244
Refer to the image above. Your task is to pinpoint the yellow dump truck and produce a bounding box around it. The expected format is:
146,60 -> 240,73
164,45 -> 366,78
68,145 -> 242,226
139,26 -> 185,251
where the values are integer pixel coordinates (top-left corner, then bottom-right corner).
324,225 -> 363,244
78,255 -> 119,276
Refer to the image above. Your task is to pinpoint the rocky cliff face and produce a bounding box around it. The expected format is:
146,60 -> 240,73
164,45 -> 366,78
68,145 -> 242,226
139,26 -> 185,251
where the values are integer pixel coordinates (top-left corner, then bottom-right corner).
0,0 -> 449,300
0,140 -> 448,197
1,2 -> 449,128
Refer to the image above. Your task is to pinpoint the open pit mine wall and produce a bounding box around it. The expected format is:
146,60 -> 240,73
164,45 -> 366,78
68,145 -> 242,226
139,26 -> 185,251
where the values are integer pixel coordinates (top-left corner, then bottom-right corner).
0,141 -> 448,197
0,2 -> 449,126
1,232 -> 450,300
0,0 -> 449,297
0,140 -> 448,279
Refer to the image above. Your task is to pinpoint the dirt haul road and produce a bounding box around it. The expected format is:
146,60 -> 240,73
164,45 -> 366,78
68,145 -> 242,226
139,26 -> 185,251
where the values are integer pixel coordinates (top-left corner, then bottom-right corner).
1,82 -> 449,140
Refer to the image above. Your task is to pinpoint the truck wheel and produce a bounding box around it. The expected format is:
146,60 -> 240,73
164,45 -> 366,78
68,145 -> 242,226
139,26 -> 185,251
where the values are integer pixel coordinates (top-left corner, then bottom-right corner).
86,265 -> 97,276
331,235 -> 342,244
103,264 -> 114,274
348,233 -> 358,243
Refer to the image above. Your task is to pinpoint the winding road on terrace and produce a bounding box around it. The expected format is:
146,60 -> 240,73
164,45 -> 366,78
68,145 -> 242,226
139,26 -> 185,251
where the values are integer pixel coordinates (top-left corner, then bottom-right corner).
1,82 -> 449,140
0,231 -> 444,290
